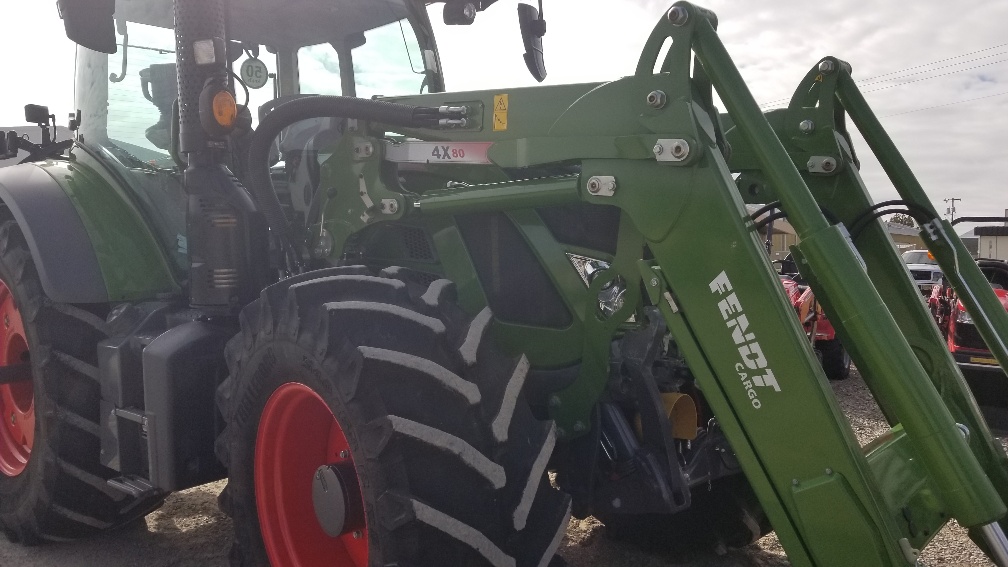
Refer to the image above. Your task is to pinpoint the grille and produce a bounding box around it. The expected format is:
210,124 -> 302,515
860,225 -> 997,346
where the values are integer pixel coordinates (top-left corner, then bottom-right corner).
209,268 -> 239,289
954,323 -> 988,351
399,226 -> 435,261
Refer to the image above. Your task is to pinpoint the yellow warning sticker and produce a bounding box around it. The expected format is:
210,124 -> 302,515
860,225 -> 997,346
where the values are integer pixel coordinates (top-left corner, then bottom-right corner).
970,356 -> 999,365
493,94 -> 508,131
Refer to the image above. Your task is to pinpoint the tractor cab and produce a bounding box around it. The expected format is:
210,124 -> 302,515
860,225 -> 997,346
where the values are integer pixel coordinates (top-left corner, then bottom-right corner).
68,0 -> 443,271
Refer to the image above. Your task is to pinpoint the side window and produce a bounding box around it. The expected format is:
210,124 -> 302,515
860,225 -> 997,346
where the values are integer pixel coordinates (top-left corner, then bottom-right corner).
104,22 -> 177,163
297,18 -> 427,99
298,44 -> 343,96
353,19 -> 426,98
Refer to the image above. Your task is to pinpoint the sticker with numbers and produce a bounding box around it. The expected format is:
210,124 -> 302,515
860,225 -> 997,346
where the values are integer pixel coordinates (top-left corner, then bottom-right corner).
240,58 -> 269,89
384,141 -> 493,164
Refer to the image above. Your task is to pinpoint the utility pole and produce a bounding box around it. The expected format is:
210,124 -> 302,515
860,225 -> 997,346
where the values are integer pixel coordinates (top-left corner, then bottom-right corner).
944,197 -> 961,223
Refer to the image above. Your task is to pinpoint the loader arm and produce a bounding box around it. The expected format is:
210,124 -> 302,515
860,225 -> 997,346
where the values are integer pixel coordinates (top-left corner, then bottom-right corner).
296,2 -> 1008,565
728,55 -> 1008,560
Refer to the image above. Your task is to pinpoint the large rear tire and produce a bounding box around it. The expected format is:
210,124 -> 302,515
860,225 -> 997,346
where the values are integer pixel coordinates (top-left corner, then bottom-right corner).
216,266 -> 571,566
0,217 -> 163,543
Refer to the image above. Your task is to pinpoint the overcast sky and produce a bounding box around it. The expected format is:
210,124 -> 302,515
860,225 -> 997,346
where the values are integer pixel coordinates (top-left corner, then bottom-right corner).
2,1 -> 1006,232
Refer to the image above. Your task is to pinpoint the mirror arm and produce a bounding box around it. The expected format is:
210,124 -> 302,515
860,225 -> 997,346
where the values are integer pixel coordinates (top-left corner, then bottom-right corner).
110,30 -> 129,82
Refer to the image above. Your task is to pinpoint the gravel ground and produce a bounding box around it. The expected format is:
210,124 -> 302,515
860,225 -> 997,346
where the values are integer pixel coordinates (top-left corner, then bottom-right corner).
0,368 -> 999,566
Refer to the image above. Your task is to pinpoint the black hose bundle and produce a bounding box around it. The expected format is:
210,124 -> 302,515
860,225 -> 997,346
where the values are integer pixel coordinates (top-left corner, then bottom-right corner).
245,95 -> 442,272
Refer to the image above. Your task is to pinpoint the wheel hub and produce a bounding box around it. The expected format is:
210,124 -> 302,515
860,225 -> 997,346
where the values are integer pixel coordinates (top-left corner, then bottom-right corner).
0,280 -> 32,477
255,382 -> 369,567
312,462 -> 364,538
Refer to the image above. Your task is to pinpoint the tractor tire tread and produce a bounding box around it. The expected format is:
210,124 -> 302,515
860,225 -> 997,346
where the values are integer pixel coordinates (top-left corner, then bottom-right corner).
0,217 -> 164,544
216,268 -> 570,567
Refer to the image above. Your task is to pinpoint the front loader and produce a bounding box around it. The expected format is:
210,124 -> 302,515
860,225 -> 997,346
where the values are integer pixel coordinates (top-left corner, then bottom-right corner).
1,0 -> 1007,565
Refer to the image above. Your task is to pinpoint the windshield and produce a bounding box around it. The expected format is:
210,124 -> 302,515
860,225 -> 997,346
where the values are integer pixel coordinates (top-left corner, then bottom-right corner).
902,251 -> 937,265
73,0 -> 438,272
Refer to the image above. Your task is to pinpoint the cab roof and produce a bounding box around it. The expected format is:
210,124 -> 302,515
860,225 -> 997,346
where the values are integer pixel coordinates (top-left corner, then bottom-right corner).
116,0 -> 410,48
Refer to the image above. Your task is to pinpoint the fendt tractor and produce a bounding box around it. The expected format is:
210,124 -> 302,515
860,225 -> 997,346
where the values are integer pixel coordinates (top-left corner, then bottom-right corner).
2,0 -> 1008,565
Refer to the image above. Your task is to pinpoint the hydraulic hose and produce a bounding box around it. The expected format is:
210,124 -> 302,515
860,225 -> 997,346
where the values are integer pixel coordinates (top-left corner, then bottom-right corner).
245,96 -> 440,272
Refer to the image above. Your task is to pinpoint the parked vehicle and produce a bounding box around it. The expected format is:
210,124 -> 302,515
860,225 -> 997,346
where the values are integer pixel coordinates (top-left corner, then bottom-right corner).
903,249 -> 943,296
776,256 -> 850,380
930,259 -> 1008,428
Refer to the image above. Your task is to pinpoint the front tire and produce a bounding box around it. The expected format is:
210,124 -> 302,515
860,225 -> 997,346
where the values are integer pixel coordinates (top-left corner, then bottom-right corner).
216,266 -> 571,566
0,217 -> 163,543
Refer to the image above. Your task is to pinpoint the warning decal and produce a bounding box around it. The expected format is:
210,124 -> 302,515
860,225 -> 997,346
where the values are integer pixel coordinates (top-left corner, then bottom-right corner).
493,94 -> 508,131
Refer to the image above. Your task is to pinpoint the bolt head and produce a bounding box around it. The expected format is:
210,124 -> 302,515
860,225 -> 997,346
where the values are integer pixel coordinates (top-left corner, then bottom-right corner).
587,178 -> 601,194
667,6 -> 689,25
646,90 -> 667,109
650,277 -> 659,287
821,158 -> 836,172
339,450 -> 349,459
671,140 -> 689,158
799,120 -> 815,133
818,60 -> 835,73
653,143 -> 664,155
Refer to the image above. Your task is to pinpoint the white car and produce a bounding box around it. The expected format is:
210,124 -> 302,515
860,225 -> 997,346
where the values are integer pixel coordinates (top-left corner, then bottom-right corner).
902,250 -> 943,295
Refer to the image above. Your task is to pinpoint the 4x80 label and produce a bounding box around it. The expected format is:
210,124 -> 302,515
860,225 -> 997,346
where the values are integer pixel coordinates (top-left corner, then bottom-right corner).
383,141 -> 493,165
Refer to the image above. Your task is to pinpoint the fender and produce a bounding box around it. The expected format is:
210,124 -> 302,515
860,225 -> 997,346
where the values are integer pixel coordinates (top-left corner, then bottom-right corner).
0,161 -> 182,303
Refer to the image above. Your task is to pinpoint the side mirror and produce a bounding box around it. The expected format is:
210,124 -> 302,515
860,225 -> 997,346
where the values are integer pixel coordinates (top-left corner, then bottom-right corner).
25,104 -> 56,145
518,3 -> 546,82
24,104 -> 52,127
443,1 -> 478,25
57,0 -> 117,54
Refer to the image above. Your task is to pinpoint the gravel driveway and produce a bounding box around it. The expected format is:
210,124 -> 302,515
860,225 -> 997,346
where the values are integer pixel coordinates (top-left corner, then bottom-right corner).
0,369 -> 998,566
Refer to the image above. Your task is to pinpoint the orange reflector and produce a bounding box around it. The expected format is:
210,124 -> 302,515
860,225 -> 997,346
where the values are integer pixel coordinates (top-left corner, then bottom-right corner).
927,250 -> 935,260
212,91 -> 237,129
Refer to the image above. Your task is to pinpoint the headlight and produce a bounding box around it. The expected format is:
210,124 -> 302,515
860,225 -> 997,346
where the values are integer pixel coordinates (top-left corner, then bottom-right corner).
956,307 -> 973,325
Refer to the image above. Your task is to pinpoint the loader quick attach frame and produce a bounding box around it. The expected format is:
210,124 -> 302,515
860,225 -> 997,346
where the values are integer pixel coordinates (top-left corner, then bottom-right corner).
307,2 -> 1008,565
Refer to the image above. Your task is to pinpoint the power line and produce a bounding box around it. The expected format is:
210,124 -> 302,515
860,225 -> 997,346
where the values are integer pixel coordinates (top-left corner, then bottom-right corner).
858,59 -> 1007,95
880,90 -> 1008,118
858,51 -> 1007,88
859,43 -> 1008,82
757,43 -> 1008,108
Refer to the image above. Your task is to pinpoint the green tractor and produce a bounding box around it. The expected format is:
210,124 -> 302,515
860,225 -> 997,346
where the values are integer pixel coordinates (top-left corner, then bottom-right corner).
3,0 -> 1008,565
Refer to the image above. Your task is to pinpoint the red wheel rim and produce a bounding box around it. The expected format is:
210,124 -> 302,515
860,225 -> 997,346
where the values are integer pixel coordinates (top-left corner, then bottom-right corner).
0,280 -> 32,477
255,382 -> 368,567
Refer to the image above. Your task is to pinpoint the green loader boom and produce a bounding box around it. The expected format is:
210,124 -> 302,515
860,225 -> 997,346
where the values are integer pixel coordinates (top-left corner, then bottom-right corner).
310,3 -> 1008,565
